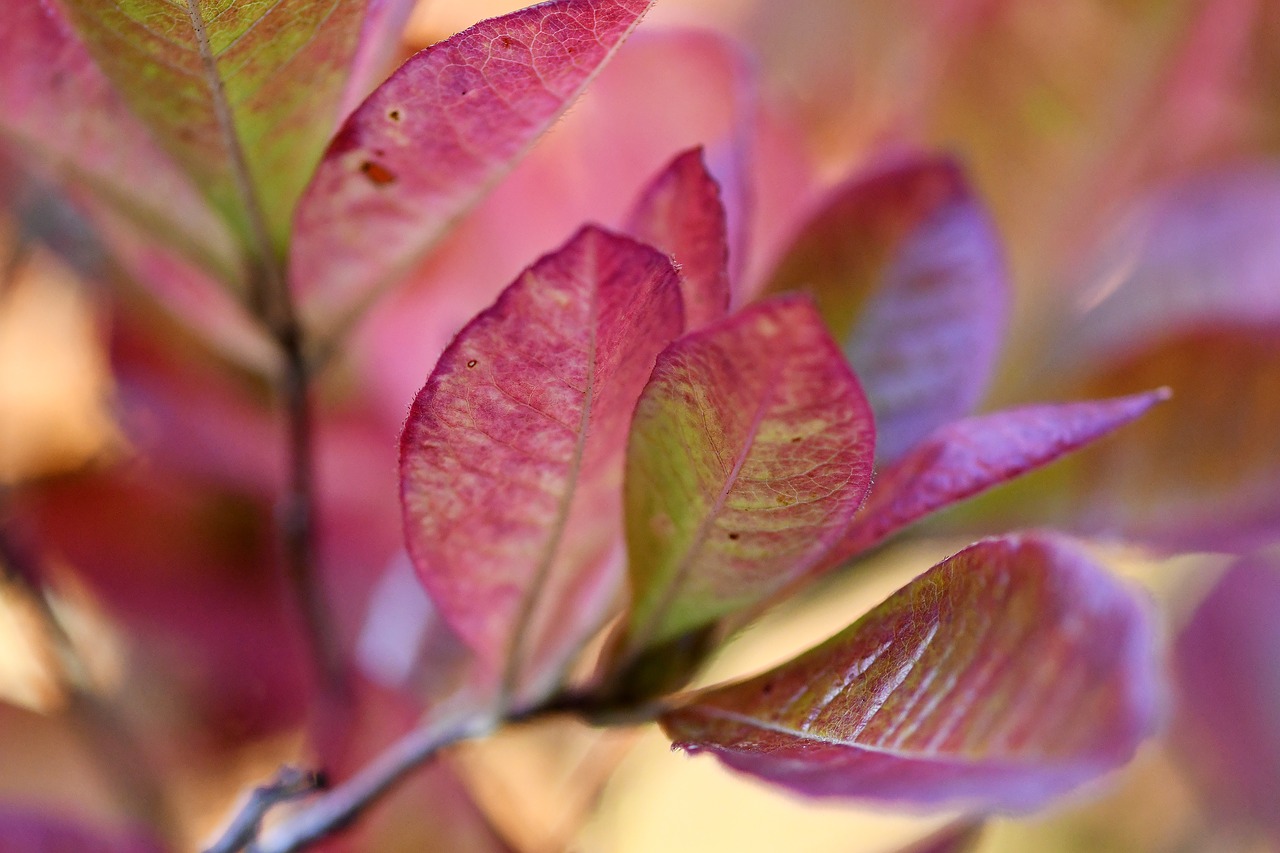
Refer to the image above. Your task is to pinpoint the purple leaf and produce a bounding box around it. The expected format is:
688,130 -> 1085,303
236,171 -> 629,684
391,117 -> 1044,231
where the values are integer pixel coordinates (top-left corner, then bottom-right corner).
616,296 -> 875,658
399,226 -> 682,699
292,0 -> 655,316
662,533 -> 1158,811
1034,166 -> 1280,551
338,0 -> 419,119
835,390 -> 1169,559
0,0 -> 237,283
764,156 -> 1009,461
1173,555 -> 1280,836
0,810 -> 163,853
626,147 -> 732,330
54,0 -> 368,247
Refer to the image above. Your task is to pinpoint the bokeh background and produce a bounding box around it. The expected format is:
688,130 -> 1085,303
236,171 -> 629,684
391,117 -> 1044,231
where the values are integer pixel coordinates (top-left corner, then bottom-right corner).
2,0 -> 1279,850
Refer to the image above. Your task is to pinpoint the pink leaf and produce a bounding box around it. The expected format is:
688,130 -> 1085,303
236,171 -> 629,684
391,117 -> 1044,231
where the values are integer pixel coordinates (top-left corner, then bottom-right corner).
626,147 -> 732,330
662,533 -> 1158,811
836,390 -> 1169,558
292,0 -> 655,316
1174,555 -> 1280,837
337,0 -> 419,119
399,226 -> 682,699
894,821 -> 985,853
616,296 -> 875,659
765,156 -> 1009,461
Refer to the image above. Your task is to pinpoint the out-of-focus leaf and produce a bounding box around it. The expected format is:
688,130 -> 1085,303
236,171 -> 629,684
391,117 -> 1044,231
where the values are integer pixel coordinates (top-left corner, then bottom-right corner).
337,0 -> 419,119
626,147 -> 731,330
764,157 -> 1009,462
292,0 -> 655,318
1174,555 -> 1280,837
0,0 -> 237,284
835,390 -> 1168,559
662,533 -> 1158,811
399,227 -> 682,700
1017,166 -> 1280,551
55,0 -> 368,249
0,810 -> 162,853
617,296 -> 875,659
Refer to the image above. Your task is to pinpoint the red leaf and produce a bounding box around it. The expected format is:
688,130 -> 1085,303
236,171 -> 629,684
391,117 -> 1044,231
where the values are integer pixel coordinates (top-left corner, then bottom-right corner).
662,534 -> 1158,811
765,156 -> 1009,461
399,226 -> 682,700
835,390 -> 1169,559
617,296 -> 875,657
292,0 -> 655,318
626,148 -> 732,330
1174,555 -> 1280,837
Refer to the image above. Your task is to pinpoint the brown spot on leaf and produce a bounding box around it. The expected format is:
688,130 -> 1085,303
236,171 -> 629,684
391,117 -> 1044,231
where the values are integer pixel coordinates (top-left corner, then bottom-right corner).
388,109 -> 402,121
499,36 -> 515,48
728,532 -> 740,541
360,160 -> 396,186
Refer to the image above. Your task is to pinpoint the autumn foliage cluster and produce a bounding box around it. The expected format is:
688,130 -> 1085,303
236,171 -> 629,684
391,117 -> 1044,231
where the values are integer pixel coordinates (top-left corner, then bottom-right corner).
0,1 -> 1278,852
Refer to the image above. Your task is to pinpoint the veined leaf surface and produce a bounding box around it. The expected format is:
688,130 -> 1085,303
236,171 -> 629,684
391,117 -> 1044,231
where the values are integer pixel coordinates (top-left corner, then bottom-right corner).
619,296 -> 875,658
0,0 -> 237,283
626,147 -> 731,331
399,226 -> 682,698
55,0 -> 368,250
662,534 -> 1158,811
765,157 -> 1009,461
292,0 -> 655,318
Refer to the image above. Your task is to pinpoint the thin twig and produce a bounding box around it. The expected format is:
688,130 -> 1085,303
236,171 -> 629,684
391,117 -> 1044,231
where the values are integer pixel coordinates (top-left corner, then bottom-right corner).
182,2 -> 344,694
203,767 -> 327,853
247,714 -> 499,853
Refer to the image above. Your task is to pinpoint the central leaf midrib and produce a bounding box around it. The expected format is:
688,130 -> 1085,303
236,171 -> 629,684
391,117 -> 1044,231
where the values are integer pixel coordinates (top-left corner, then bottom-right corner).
630,356 -> 785,654
500,263 -> 602,699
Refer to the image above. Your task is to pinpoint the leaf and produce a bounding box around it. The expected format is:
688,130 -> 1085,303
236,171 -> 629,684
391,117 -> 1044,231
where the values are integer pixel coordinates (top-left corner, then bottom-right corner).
292,0 -> 655,318
0,0 -> 237,283
617,296 -> 875,659
894,822 -> 985,853
626,147 -> 731,330
835,390 -> 1169,559
764,156 -> 1009,462
662,533 -> 1158,811
1173,555 -> 1280,836
1011,166 -> 1280,551
0,809 -> 163,853
55,0 -> 369,249
399,226 -> 682,699
337,0 -> 419,119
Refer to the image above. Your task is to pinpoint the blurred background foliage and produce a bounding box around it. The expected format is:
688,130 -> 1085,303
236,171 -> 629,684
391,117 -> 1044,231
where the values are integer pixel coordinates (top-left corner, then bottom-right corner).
2,0 -> 1279,850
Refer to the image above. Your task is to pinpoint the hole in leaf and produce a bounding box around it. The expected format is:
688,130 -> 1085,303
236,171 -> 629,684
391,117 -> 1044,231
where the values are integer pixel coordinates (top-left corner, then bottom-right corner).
360,160 -> 396,186
466,359 -> 478,368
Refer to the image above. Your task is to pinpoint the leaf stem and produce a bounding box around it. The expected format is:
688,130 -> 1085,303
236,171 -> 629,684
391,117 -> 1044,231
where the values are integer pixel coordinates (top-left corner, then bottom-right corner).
244,714 -> 499,853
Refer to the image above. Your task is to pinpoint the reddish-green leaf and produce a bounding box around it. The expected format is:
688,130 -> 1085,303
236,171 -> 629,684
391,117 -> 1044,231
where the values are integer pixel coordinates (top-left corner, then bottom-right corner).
54,0 -> 369,250
662,534 -> 1158,811
764,157 -> 1009,461
835,391 -> 1169,559
399,226 -> 682,699
617,296 -> 875,659
626,147 -> 731,330
0,0 -> 237,283
292,0 -> 655,318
